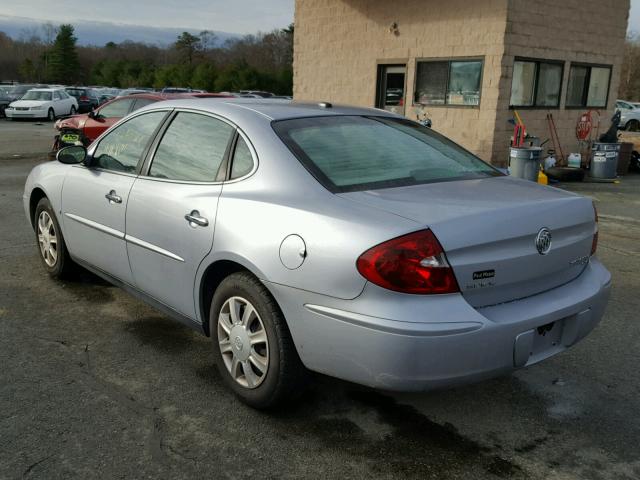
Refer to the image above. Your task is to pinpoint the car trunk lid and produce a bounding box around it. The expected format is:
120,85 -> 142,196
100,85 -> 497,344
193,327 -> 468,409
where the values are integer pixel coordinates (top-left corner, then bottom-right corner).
339,176 -> 596,308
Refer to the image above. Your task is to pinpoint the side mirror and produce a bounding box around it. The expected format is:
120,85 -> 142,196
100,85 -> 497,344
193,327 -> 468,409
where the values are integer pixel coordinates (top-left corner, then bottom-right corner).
88,110 -> 96,119
57,145 -> 87,165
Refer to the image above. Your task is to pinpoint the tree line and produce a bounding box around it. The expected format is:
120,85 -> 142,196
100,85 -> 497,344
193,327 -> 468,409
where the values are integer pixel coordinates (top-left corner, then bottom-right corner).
619,33 -> 640,102
0,23 -> 294,94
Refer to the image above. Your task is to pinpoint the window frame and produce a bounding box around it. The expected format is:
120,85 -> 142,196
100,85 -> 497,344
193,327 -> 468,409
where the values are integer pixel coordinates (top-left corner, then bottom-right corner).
565,62 -> 612,110
509,57 -> 565,109
86,108 -> 172,177
413,57 -> 485,108
138,108 -> 258,185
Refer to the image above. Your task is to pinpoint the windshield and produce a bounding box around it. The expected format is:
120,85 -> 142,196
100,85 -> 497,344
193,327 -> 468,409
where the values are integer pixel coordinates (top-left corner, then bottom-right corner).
273,116 -> 501,193
21,91 -> 52,101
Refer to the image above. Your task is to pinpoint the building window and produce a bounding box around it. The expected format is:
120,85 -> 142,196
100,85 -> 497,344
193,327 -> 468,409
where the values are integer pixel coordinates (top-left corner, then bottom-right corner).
566,64 -> 611,108
414,59 -> 483,106
510,59 -> 563,108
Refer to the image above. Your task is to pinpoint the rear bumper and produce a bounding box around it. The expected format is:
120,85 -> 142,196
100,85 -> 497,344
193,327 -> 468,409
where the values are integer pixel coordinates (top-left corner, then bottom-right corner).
267,259 -> 611,391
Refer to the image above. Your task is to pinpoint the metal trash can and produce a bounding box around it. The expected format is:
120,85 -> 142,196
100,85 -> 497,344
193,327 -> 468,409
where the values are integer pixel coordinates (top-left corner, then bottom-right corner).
509,147 -> 542,182
591,143 -> 620,179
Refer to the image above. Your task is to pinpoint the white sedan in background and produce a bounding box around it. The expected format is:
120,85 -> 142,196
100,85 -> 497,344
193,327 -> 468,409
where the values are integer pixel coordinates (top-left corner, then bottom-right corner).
5,88 -> 78,121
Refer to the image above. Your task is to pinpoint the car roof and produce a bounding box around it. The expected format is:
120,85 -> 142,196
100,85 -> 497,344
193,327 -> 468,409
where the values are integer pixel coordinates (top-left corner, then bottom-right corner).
137,98 -> 398,122
27,88 -> 60,92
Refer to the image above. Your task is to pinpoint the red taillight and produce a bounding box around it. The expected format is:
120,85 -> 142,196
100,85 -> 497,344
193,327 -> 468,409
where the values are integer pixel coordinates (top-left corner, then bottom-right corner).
591,202 -> 598,256
79,96 -> 89,102
356,229 -> 460,294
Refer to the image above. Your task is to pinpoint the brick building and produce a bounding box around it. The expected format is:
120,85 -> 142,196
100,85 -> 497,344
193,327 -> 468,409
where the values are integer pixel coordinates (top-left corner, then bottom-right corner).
293,0 -> 631,165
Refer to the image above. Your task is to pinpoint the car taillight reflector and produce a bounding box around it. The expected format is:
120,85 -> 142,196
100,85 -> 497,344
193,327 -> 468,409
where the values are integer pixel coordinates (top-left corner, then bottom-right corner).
79,96 -> 89,101
591,202 -> 598,256
356,229 -> 460,295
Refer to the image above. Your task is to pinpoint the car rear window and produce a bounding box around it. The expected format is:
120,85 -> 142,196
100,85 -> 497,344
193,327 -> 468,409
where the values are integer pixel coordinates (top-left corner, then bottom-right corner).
272,116 -> 501,193
66,89 -> 86,97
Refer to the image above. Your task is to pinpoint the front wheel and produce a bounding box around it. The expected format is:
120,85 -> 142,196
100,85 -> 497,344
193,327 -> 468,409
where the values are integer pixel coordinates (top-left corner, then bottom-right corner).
34,197 -> 75,278
47,108 -> 55,122
210,272 -> 306,409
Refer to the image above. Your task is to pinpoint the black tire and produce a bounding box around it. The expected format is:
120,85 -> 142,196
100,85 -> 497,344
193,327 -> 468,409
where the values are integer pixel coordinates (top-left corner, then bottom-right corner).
627,120 -> 640,132
47,108 -> 55,122
209,272 -> 306,409
632,152 -> 640,172
70,106 -> 76,115
34,197 -> 75,279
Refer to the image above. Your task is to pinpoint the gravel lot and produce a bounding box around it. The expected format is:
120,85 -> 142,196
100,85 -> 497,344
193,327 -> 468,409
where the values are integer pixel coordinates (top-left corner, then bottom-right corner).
1,119 -> 639,480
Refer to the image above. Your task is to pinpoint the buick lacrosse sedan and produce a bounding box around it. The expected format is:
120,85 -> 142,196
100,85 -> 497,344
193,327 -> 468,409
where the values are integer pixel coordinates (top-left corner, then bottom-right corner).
24,100 -> 611,408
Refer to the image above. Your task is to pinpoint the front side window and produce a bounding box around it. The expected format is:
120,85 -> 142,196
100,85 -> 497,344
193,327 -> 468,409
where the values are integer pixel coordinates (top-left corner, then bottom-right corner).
415,59 -> 483,106
510,59 -> 563,107
92,111 -> 167,173
566,64 -> 611,108
273,116 -> 500,193
98,98 -> 134,118
148,112 -> 234,182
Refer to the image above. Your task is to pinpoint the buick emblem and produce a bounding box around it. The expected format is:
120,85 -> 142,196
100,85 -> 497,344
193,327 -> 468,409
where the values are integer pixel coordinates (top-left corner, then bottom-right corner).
535,228 -> 552,255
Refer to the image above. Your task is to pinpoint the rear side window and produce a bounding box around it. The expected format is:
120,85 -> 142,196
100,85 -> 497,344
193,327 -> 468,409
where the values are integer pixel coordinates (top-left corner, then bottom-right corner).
92,111 -> 167,173
273,116 -> 500,193
132,98 -> 157,111
148,112 -> 234,182
99,98 -> 134,118
230,136 -> 254,179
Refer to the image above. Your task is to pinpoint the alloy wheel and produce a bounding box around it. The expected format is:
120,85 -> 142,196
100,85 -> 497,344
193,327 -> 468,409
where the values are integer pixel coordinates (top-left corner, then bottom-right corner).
217,296 -> 269,389
47,109 -> 54,121
37,211 -> 58,267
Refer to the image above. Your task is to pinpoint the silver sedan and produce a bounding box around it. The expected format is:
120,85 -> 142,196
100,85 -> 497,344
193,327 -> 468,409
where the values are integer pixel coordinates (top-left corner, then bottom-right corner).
23,100 -> 611,408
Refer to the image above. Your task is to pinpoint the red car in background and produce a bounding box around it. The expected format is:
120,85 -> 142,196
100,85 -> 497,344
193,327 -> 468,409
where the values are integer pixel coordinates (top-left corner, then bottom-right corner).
52,92 -> 232,155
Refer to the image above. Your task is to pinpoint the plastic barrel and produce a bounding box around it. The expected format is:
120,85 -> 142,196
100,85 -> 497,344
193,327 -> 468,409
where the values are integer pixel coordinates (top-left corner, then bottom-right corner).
591,143 -> 620,179
509,147 -> 542,182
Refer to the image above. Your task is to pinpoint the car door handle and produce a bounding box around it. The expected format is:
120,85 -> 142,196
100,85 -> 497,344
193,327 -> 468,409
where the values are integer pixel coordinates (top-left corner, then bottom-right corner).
105,190 -> 122,204
185,210 -> 209,227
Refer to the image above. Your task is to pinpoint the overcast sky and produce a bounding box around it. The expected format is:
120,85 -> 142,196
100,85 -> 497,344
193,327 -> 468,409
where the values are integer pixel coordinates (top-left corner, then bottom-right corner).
1,0 -> 638,35
0,0 -> 294,34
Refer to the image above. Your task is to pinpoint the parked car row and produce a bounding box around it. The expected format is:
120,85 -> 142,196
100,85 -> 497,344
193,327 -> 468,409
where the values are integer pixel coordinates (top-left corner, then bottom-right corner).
1,82 -> 289,120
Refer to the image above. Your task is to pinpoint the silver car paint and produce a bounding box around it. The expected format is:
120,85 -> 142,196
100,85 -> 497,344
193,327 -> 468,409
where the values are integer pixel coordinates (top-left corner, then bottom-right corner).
23,99 -> 612,391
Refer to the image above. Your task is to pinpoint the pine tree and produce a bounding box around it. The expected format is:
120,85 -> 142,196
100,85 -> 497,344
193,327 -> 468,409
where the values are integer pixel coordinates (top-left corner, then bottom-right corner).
47,24 -> 80,83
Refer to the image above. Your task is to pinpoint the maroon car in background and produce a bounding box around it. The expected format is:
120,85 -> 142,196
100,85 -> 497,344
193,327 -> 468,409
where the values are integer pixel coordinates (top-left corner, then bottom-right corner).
51,92 -> 232,155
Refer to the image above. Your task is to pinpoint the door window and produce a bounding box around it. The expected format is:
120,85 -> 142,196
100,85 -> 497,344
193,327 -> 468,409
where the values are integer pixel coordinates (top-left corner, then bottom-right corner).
230,136 -> 255,179
99,98 -> 134,118
92,111 -> 167,173
53,91 -> 62,100
132,98 -> 157,111
148,112 -> 234,182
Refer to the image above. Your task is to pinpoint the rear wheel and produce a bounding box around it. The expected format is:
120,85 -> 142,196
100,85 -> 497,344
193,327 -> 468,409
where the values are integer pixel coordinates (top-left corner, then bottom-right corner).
70,105 -> 76,115
210,272 -> 306,409
34,197 -> 75,278
627,119 -> 640,132
47,108 -> 55,122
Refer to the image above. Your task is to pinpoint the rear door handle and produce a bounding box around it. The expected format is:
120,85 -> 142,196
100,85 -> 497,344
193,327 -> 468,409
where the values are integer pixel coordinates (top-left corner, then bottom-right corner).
185,210 -> 209,227
105,190 -> 122,204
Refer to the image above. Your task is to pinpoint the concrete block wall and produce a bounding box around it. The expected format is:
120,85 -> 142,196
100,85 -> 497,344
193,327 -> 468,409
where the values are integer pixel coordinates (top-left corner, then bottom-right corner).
492,0 -> 630,165
294,0 -> 510,162
294,0 -> 630,166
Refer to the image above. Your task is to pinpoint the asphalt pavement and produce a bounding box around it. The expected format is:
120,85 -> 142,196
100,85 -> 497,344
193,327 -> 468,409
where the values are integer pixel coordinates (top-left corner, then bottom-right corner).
1,119 -> 639,480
